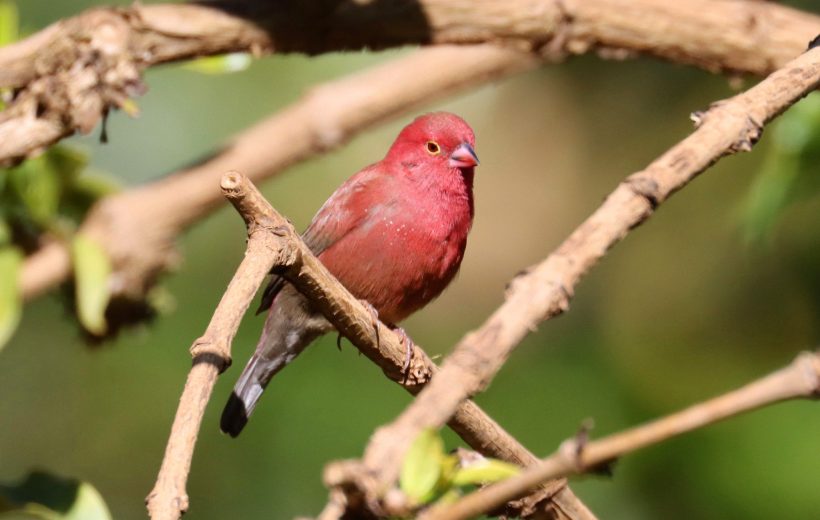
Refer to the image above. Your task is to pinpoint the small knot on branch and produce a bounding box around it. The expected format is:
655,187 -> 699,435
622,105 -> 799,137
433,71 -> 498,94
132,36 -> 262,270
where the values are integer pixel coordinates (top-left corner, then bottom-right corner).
625,175 -> 661,210
145,487 -> 189,520
220,170 -> 290,233
189,337 -> 231,373
220,170 -> 244,196
557,437 -> 583,474
557,418 -> 617,477
690,99 -> 729,128
794,350 -> 820,399
564,419 -> 593,471
729,115 -> 764,153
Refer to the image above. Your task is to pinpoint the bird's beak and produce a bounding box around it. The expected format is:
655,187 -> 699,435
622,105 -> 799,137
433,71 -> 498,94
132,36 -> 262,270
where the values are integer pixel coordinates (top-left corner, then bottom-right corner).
449,142 -> 479,168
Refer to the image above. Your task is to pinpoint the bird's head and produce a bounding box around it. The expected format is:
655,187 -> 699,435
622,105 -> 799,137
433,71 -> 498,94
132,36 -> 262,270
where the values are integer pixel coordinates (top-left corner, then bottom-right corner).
386,112 -> 479,175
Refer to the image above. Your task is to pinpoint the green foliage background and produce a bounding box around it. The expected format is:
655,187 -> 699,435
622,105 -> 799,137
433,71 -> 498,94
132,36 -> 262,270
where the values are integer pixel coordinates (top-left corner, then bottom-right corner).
2,1 -> 820,519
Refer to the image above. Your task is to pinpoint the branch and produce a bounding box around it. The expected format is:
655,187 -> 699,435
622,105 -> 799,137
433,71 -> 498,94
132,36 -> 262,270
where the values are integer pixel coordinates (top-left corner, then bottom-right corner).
145,173 -> 286,520
425,351 -> 820,520
0,4 -> 269,165
1,0 -> 818,165
20,45 -> 537,302
339,41 -> 820,509
146,172 -> 593,520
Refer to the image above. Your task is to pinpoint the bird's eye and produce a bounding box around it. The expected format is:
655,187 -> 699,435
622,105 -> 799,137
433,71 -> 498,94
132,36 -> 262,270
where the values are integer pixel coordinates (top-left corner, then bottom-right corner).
425,141 -> 441,155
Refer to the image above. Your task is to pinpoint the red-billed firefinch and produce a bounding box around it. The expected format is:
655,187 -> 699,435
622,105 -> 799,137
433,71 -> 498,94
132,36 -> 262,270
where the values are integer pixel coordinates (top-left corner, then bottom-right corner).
221,112 -> 479,437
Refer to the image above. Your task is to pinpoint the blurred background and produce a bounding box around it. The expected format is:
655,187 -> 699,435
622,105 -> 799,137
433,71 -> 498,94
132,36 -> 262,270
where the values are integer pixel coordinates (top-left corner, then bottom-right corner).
2,1 -> 820,519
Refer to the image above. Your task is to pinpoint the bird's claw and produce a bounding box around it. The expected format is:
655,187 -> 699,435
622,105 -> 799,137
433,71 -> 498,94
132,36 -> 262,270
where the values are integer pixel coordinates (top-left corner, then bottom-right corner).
357,300 -> 414,374
392,326 -> 415,374
360,299 -> 380,347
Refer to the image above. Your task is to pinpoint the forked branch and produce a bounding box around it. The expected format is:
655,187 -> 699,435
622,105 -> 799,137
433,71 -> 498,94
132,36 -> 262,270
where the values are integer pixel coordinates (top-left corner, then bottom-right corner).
146,172 -> 593,520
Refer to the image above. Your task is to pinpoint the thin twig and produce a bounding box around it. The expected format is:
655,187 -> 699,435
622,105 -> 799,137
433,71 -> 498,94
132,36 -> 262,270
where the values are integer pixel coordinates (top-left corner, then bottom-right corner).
425,351 -> 820,520
343,42 -> 820,507
146,172 -> 295,519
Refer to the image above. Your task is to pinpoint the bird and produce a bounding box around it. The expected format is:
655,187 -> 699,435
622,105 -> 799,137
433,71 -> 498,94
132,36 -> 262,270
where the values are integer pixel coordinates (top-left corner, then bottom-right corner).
220,112 -> 479,437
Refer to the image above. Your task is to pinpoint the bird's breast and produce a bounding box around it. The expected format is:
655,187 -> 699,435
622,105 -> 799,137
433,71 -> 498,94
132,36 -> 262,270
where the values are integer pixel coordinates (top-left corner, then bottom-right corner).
319,189 -> 472,324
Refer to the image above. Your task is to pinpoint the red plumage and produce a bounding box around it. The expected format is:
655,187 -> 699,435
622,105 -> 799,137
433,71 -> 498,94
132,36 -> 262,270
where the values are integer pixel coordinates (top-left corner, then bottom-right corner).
221,112 -> 478,436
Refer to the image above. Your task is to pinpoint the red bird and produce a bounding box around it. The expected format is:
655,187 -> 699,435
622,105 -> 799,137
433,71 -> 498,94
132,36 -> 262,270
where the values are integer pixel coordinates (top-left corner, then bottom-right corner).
221,112 -> 479,437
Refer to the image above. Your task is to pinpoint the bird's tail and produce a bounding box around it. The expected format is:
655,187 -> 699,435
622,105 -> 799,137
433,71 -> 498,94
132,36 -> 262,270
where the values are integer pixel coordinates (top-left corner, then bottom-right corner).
220,353 -> 276,437
220,287 -> 330,438
220,339 -> 310,438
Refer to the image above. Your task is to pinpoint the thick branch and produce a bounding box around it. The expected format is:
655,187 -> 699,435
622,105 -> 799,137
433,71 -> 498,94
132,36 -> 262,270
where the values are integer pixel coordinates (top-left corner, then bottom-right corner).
147,172 -> 592,520
349,42 -> 820,505
426,351 -> 820,520
1,0 -> 819,165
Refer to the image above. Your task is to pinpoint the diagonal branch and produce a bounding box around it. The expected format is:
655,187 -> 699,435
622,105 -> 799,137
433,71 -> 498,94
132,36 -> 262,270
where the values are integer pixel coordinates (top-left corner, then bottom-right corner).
146,171 -> 594,520
335,41 -> 820,510
425,350 -> 820,520
1,0 -> 818,165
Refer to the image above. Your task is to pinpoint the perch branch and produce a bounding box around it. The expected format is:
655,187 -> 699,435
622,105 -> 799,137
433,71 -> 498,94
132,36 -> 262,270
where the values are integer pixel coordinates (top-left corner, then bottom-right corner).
1,0 -> 818,165
147,171 -> 593,520
426,351 -> 820,520
334,40 -> 820,509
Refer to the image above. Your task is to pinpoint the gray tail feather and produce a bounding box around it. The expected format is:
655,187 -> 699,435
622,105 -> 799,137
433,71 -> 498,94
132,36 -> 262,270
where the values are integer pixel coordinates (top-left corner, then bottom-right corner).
220,330 -> 319,437
220,354 -> 279,437
221,285 -> 331,438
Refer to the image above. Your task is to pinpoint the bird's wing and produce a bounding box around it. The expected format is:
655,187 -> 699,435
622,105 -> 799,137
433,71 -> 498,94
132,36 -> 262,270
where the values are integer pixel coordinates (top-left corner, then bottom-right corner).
256,165 -> 392,314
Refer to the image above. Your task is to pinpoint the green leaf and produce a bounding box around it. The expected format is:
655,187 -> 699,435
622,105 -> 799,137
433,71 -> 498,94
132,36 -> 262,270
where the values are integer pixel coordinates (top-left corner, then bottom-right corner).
0,1 -> 18,47
0,0 -> 12,111
183,53 -> 252,74
70,234 -> 111,335
8,158 -> 61,227
2,145 -> 91,229
0,220 -> 11,247
59,172 -> 119,226
741,152 -> 799,243
44,146 -> 88,181
451,459 -> 521,487
66,174 -> 119,201
400,428 -> 445,504
433,488 -> 462,506
439,454 -> 459,485
742,93 -> 820,242
0,472 -> 112,520
0,247 -> 22,351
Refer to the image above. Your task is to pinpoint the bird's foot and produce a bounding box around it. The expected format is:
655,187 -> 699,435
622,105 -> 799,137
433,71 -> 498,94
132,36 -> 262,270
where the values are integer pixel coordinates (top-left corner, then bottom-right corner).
390,326 -> 415,374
